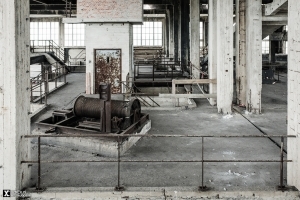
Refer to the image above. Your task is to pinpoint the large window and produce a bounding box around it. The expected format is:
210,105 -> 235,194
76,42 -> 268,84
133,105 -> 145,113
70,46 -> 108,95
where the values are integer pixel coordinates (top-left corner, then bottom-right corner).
262,36 -> 269,54
65,24 -> 85,46
133,21 -> 163,46
30,22 -> 59,45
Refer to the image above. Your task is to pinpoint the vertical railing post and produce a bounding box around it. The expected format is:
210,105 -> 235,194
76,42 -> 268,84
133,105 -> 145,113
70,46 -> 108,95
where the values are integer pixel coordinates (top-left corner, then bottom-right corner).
55,63 -> 58,88
115,136 -> 124,191
199,137 -> 208,191
152,61 -> 155,81
64,66 -> 66,84
134,64 -> 136,82
277,136 -> 286,191
36,137 -> 41,191
44,69 -> 48,105
39,78 -> 42,104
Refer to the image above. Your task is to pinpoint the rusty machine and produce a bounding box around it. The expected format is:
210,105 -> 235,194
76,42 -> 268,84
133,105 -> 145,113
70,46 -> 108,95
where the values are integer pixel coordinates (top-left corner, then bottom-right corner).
36,83 -> 149,135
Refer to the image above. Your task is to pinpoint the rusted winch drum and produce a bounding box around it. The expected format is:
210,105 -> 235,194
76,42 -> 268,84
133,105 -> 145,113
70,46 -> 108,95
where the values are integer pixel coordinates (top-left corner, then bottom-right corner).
73,96 -> 141,128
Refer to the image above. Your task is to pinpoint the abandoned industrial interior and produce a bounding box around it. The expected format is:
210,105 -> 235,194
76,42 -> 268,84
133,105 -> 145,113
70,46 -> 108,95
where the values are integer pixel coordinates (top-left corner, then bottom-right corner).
1,0 -> 300,199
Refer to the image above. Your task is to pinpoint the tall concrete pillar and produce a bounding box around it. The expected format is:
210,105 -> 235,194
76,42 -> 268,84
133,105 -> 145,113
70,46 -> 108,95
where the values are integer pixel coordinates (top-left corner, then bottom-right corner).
235,0 -> 247,106
168,6 -> 175,58
245,0 -> 262,114
0,0 -> 31,191
287,0 -> 300,190
59,18 -> 65,47
269,40 -> 276,63
181,0 -> 190,68
163,18 -> 169,56
166,9 -> 170,57
190,0 -> 200,78
208,0 -> 217,106
216,0 -> 234,114
174,0 -> 181,61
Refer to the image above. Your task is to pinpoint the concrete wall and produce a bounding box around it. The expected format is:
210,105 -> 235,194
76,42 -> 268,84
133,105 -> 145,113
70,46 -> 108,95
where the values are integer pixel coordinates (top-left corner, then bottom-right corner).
0,0 -> 31,191
287,0 -> 300,190
77,0 -> 143,22
85,23 -> 133,94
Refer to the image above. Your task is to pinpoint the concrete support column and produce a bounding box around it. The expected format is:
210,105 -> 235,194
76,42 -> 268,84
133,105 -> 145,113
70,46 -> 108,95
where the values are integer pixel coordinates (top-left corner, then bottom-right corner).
59,18 -> 65,47
190,0 -> 200,78
245,0 -> 262,114
208,0 -> 217,106
235,0 -> 247,106
287,0 -> 300,190
216,0 -> 234,114
174,0 -> 181,61
0,0 -> 31,191
163,18 -> 169,56
181,0 -> 190,68
269,40 -> 276,63
168,6 -> 175,58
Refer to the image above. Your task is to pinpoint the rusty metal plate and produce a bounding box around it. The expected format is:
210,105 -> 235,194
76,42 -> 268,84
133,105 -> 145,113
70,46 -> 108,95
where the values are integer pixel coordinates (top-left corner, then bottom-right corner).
95,49 -> 121,94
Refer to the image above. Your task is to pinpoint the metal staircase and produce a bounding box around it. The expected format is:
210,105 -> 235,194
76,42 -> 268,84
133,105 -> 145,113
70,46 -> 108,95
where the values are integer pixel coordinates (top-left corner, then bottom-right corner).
30,40 -> 71,72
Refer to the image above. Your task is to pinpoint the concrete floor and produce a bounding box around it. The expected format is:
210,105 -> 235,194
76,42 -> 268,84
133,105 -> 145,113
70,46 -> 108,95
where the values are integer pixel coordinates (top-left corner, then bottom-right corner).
29,72 -> 293,192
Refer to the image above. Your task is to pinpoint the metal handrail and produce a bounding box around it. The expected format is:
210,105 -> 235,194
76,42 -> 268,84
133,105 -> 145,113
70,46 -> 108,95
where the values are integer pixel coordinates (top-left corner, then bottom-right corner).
30,40 -> 71,67
22,133 -> 296,191
30,63 -> 67,104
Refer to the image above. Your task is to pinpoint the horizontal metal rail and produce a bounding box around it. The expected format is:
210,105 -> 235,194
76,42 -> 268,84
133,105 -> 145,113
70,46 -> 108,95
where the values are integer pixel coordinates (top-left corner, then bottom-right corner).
23,134 -> 296,138
23,133 -> 295,191
21,159 -> 292,164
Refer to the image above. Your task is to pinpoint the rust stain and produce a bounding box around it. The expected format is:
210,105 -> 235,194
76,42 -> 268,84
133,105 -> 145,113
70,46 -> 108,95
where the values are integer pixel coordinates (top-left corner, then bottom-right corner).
95,49 -> 121,94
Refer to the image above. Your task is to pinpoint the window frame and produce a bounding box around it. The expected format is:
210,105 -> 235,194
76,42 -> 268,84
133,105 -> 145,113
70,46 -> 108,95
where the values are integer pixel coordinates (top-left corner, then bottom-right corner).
133,21 -> 163,47
64,23 -> 85,47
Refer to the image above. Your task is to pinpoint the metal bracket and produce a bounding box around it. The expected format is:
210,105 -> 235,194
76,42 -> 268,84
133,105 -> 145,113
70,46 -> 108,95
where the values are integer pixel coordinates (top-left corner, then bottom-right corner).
114,186 -> 125,191
198,186 -> 210,191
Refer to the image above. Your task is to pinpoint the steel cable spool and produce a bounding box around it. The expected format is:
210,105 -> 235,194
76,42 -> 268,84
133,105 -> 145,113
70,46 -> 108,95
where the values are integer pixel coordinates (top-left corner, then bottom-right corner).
111,99 -> 141,119
73,96 -> 141,129
73,96 -> 103,118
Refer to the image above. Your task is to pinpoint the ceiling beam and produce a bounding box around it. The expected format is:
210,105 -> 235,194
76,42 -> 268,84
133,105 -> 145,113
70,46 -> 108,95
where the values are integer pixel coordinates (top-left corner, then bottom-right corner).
265,0 -> 287,16
30,10 -> 76,15
30,0 -> 77,4
30,4 -> 76,10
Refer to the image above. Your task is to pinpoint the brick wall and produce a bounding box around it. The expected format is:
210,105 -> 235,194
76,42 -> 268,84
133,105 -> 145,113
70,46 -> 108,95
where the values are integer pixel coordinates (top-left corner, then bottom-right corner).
77,0 -> 143,22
